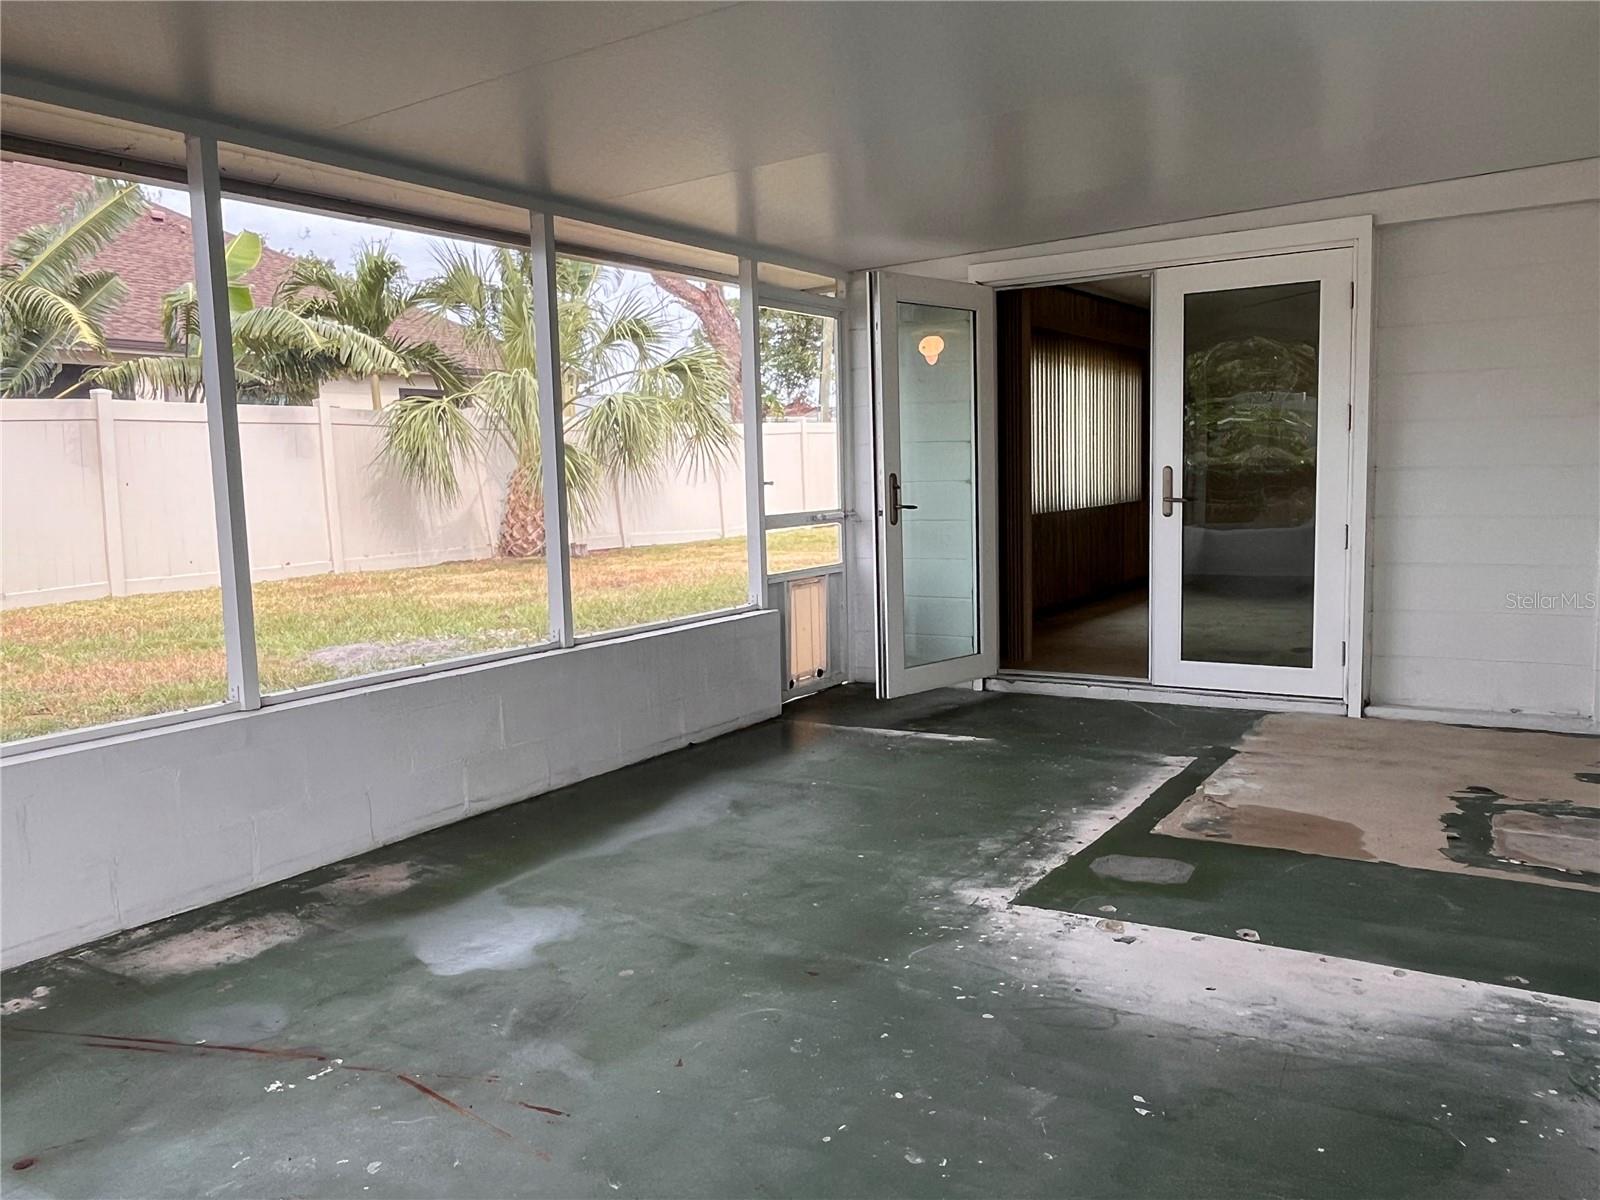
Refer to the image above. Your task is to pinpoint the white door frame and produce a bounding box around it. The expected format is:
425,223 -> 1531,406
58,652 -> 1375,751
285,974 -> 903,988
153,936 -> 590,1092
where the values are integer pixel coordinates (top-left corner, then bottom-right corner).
871,271 -> 1000,697
1149,248 -> 1354,699
967,215 -> 1375,717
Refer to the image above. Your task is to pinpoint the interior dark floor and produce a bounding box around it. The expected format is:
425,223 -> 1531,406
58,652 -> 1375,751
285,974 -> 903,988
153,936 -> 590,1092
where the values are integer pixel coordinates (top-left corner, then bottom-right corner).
2,687 -> 1594,1199
1026,591 -> 1149,678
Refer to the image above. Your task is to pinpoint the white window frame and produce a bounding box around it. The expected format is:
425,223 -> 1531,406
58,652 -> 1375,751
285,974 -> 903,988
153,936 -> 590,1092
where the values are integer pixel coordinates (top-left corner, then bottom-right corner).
0,84 -> 848,757
753,283 -> 851,656
752,284 -> 850,543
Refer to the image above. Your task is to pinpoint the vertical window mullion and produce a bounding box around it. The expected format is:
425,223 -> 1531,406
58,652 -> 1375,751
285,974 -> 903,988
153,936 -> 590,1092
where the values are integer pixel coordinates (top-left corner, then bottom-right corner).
529,210 -> 574,647
739,259 -> 766,606
186,133 -> 260,710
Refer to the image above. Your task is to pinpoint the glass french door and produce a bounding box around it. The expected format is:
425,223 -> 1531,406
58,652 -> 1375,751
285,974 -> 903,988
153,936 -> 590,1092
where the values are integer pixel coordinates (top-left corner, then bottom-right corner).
871,273 -> 998,697
1149,250 -> 1353,698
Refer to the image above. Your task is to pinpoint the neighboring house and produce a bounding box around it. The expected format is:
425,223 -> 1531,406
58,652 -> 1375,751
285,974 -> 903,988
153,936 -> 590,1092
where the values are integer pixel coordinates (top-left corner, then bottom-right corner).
0,158 -> 477,404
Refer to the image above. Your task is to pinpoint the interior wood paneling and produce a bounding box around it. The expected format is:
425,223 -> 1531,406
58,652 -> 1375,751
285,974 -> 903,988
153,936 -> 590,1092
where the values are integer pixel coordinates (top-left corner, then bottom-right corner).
998,289 -> 1032,666
1032,501 -> 1148,612
997,284 -> 1150,668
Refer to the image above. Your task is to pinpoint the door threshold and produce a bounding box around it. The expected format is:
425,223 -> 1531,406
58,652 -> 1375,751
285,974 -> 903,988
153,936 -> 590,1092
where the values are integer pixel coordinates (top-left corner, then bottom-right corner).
988,672 -> 1346,715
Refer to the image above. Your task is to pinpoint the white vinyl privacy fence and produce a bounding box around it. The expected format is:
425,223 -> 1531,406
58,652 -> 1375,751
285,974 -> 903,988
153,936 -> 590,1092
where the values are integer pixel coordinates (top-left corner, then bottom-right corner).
0,396 -> 838,608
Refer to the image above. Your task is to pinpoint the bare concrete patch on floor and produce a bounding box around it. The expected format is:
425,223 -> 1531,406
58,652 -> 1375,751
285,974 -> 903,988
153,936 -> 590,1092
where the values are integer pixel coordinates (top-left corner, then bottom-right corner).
1166,794 -> 1374,861
92,914 -> 307,978
1442,788 -> 1600,884
1088,854 -> 1195,885
1,986 -> 50,1015
311,861 -> 420,902
1491,809 -> 1600,874
1154,713 -> 1599,890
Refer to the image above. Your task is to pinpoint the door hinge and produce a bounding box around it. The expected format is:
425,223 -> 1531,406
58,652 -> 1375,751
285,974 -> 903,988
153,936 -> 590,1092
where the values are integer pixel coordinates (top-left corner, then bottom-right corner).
1350,281 -> 1356,309
1347,403 -> 1353,431
1344,523 -> 1349,550
1341,641 -> 1347,666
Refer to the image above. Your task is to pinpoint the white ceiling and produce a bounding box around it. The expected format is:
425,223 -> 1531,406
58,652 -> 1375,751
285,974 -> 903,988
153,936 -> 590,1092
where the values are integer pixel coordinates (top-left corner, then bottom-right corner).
1068,276 -> 1152,311
3,2 -> 1595,270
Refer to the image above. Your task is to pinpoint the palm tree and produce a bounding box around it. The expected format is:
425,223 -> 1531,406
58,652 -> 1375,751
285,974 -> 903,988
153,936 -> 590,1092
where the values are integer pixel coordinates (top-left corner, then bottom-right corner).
380,247 -> 735,558
274,243 -> 468,407
90,239 -> 464,405
0,176 -> 145,398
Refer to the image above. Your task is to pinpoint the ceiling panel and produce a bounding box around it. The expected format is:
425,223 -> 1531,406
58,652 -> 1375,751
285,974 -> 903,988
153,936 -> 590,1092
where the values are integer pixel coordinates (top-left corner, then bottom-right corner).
3,1 -> 1595,269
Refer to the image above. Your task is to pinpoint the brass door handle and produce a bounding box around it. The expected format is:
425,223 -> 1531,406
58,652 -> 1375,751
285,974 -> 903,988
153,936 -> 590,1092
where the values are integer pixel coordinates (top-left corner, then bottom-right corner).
1161,465 -> 1190,518
889,473 -> 918,526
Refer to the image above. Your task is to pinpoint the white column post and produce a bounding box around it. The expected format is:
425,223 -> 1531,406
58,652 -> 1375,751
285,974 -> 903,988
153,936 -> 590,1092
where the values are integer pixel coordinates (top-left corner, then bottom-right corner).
740,259 -> 767,606
315,399 -> 347,572
90,388 -> 127,597
187,134 -> 260,709
529,210 -> 574,647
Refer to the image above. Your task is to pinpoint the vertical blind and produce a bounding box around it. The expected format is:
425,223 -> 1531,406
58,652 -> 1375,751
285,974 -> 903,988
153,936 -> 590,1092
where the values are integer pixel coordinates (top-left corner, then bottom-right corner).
1030,333 -> 1143,513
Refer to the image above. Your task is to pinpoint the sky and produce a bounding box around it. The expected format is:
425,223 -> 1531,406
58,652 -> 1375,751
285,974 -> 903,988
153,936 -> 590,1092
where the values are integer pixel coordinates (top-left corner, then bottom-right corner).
147,185 -> 451,279
141,185 -> 729,353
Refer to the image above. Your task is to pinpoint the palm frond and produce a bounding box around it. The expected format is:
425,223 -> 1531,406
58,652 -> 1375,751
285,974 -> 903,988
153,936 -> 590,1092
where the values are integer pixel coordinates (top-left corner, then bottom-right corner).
378,390 -> 481,502
389,336 -> 469,396
558,436 -> 607,531
65,270 -> 127,326
0,283 -> 108,354
295,313 -> 409,377
460,367 -> 541,467
575,390 -> 671,483
0,269 -> 132,397
3,177 -> 146,294
86,354 -> 204,400
231,305 -> 330,355
274,255 -> 345,306
160,282 -> 200,351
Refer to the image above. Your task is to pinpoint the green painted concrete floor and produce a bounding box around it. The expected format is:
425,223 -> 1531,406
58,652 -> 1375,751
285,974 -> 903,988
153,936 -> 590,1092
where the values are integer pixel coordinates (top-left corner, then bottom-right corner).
3,687 -> 1597,1198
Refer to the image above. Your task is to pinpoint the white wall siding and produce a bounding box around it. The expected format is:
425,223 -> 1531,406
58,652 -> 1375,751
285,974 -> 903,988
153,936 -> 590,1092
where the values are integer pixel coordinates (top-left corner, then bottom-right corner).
0,610 -> 781,967
1369,202 -> 1599,721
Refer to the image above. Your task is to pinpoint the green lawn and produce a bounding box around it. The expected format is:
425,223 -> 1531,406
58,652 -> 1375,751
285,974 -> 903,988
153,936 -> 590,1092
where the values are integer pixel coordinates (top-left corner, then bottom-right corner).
1,528 -> 839,741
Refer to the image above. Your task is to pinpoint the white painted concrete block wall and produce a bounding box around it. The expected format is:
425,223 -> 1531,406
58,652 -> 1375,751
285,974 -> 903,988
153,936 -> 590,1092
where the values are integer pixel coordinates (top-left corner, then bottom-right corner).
1369,202 -> 1599,722
0,611 -> 780,967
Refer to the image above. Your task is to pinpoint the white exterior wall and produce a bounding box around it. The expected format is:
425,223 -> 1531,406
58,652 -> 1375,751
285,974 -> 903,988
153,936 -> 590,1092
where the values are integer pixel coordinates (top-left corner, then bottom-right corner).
0,610 -> 780,967
883,162 -> 1600,728
1369,202 -> 1599,722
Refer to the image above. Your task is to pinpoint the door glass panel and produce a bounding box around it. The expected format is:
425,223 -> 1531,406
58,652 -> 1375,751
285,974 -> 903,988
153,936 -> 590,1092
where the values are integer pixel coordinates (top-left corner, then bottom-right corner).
896,302 -> 978,668
759,307 -> 840,516
1180,282 -> 1320,667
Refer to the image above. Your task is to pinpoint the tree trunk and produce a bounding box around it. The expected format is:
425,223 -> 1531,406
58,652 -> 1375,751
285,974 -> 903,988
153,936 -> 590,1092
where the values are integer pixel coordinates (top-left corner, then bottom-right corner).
499,463 -> 546,558
368,374 -> 383,410
650,272 -> 742,419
